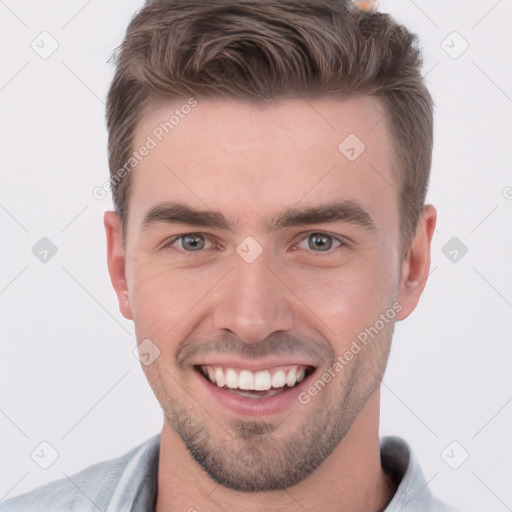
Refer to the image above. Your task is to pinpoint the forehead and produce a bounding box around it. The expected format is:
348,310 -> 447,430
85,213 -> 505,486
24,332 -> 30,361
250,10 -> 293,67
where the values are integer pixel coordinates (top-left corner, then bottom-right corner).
128,96 -> 398,232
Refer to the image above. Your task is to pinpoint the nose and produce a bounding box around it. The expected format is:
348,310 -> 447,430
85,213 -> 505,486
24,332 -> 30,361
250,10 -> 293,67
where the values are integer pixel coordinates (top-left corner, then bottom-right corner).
211,251 -> 294,344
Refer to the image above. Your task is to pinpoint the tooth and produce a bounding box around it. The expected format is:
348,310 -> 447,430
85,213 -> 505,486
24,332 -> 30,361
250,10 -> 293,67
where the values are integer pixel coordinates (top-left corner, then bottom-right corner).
254,370 -> 271,390
215,367 -> 226,387
206,366 -> 215,382
296,367 -> 306,383
286,366 -> 297,387
225,368 -> 238,389
238,370 -> 255,390
271,370 -> 287,388
208,365 -> 308,390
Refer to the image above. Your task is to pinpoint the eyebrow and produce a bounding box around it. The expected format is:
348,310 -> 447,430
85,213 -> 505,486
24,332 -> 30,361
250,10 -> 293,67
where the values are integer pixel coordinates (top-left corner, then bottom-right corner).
141,200 -> 376,232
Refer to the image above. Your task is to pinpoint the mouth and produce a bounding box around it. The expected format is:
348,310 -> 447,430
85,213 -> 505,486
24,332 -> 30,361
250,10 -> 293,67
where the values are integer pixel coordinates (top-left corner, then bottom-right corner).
195,364 -> 316,399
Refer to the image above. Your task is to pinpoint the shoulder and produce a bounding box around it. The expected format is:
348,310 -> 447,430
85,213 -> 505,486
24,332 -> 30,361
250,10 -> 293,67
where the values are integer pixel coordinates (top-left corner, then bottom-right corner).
426,498 -> 464,512
0,434 -> 160,512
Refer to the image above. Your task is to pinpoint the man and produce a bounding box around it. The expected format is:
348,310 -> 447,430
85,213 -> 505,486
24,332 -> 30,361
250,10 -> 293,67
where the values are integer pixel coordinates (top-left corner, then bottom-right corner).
1,0 -> 461,510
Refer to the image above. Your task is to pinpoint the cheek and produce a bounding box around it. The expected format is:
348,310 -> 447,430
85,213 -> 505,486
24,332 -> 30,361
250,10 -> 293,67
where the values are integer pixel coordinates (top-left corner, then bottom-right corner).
288,252 -> 398,343
127,258 -> 225,338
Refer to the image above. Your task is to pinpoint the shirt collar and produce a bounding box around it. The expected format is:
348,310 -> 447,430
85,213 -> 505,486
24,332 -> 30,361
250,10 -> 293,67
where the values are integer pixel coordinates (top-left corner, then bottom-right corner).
106,433 -> 160,512
380,435 -> 437,511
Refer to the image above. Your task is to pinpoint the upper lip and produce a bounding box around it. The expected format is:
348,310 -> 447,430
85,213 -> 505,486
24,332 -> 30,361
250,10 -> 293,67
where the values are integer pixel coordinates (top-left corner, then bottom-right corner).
191,356 -> 318,372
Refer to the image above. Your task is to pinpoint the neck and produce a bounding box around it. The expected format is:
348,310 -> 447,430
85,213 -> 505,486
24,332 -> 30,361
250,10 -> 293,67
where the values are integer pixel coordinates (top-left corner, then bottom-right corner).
156,389 -> 395,512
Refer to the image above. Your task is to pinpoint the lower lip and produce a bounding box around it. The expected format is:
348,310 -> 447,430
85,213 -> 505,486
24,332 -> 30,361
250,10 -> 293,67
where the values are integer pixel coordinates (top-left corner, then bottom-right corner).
195,368 -> 315,417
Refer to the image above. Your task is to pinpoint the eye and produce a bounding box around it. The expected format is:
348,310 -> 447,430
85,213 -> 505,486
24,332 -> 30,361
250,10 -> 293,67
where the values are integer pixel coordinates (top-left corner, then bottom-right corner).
295,232 -> 344,253
162,233 -> 213,253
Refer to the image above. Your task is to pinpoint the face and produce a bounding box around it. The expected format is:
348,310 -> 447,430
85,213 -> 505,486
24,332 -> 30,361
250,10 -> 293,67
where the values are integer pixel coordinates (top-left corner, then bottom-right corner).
105,96 -> 434,491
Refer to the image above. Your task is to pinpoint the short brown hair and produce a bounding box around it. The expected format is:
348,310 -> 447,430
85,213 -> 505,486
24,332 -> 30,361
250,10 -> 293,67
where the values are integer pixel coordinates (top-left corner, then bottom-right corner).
106,0 -> 433,258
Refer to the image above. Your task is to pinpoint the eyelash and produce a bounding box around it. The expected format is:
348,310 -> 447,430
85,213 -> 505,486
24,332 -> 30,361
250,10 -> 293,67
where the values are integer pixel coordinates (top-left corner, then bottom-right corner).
160,232 -> 346,256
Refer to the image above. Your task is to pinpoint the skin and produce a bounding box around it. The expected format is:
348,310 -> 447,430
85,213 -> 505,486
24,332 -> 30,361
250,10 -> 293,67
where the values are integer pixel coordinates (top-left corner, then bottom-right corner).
105,96 -> 436,512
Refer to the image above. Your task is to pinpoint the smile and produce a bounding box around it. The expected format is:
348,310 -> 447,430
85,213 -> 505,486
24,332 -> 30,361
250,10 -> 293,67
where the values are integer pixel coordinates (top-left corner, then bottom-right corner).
196,364 -> 315,399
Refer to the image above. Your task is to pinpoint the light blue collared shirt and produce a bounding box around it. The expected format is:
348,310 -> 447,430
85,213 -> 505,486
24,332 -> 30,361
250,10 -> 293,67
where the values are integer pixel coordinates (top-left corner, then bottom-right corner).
0,434 -> 461,511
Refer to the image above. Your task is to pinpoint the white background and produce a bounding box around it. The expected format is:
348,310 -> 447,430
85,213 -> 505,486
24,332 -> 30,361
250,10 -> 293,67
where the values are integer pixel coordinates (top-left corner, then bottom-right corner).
1,1 -> 511,510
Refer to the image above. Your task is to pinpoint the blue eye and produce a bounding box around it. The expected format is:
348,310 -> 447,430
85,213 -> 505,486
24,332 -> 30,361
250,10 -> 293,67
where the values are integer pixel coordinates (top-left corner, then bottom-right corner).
180,234 -> 206,251
163,233 -> 212,252
297,232 -> 343,252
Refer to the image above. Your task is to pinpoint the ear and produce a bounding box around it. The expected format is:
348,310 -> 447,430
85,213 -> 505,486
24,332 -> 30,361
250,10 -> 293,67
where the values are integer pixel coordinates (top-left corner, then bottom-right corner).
396,204 -> 437,321
104,211 -> 133,320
